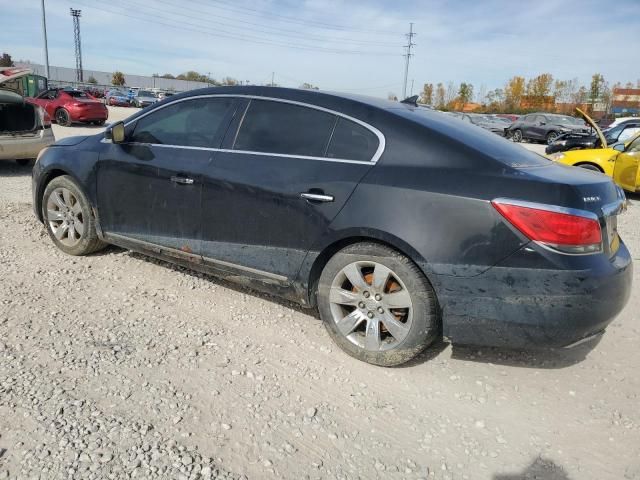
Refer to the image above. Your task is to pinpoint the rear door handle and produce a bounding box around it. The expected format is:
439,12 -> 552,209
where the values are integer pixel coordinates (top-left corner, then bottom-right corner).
300,192 -> 334,202
170,175 -> 195,185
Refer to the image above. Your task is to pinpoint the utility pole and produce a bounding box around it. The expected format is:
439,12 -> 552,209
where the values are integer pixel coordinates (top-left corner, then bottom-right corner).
40,0 -> 50,79
271,72 -> 275,87
402,22 -> 416,99
70,9 -> 83,83
410,79 -> 415,96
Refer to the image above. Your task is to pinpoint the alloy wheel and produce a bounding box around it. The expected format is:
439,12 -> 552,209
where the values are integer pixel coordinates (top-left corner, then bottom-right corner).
56,109 -> 69,126
512,130 -> 522,142
46,187 -> 85,247
547,132 -> 558,145
329,261 -> 413,352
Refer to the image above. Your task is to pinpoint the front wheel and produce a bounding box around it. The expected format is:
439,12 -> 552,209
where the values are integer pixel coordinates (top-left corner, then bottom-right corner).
317,242 -> 439,366
511,129 -> 523,142
42,175 -> 107,256
546,131 -> 559,145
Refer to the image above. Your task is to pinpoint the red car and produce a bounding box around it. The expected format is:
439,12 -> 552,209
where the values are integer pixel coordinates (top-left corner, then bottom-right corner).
28,88 -> 108,126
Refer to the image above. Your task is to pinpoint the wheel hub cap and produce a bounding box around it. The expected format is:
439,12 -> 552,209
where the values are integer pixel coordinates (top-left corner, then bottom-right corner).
46,187 -> 84,247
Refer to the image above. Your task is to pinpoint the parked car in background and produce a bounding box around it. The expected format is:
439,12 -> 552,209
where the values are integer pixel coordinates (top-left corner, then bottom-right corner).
83,86 -> 104,99
546,119 -> 640,154
105,89 -> 131,107
156,91 -> 175,101
132,90 -> 159,108
508,113 -> 591,144
496,113 -> 520,122
460,113 -> 509,136
0,68 -> 54,165
608,116 -> 639,129
28,88 -> 108,126
32,86 -> 631,366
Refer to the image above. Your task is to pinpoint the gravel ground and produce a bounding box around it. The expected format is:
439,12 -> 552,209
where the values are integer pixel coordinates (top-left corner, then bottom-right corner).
0,108 -> 639,479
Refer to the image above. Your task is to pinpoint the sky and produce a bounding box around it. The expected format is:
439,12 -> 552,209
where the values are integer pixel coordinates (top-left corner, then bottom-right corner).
1,0 -> 639,98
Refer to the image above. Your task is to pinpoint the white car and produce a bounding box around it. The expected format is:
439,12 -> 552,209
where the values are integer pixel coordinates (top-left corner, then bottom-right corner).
608,116 -> 639,129
0,68 -> 54,165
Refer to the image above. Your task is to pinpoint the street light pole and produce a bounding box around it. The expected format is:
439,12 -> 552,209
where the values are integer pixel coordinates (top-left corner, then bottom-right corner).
40,0 -> 50,79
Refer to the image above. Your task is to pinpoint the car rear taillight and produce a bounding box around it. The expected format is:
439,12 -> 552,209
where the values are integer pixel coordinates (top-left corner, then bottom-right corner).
492,199 -> 602,254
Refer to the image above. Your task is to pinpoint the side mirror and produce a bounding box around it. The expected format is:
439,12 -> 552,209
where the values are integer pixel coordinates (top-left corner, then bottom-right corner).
540,121 -> 546,125
105,121 -> 125,143
613,143 -> 625,153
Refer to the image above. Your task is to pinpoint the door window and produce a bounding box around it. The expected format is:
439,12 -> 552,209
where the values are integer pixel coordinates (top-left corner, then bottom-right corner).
326,117 -> 379,162
234,99 -> 335,157
129,97 -> 235,148
619,126 -> 640,143
535,115 -> 546,124
627,136 -> 640,153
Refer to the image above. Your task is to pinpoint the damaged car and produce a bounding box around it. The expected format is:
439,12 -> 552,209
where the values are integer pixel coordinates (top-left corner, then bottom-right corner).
32,87 -> 632,366
508,113 -> 591,144
0,68 -> 55,165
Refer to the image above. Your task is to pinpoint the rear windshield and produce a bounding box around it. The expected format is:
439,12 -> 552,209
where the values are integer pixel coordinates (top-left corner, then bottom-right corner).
400,107 -> 552,168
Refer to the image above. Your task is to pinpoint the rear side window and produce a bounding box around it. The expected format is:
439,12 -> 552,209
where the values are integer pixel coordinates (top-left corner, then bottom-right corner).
130,97 -> 234,148
234,100 -> 335,157
326,117 -> 379,162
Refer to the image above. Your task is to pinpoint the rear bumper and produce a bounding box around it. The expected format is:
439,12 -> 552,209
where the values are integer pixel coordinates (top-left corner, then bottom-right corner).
435,242 -> 633,348
0,128 -> 55,160
70,108 -> 108,122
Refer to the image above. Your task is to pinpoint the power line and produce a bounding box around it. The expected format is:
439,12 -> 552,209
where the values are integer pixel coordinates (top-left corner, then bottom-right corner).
70,0 -> 399,56
402,23 -> 416,98
149,0 -> 399,47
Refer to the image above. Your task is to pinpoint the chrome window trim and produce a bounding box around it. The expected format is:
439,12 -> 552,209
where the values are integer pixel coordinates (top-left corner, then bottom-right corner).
119,93 -> 386,164
492,198 -> 599,221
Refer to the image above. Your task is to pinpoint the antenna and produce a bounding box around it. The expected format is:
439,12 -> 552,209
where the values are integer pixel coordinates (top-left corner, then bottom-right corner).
70,8 -> 83,83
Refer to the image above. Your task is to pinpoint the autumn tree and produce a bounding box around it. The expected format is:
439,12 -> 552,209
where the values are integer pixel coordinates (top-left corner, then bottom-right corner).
419,83 -> 434,105
87,76 -> 97,85
387,92 -> 398,101
111,71 -> 126,86
458,82 -> 474,108
504,76 -> 525,110
435,83 -> 446,109
445,81 -> 457,108
588,73 -> 607,113
0,53 -> 14,67
525,73 -> 554,108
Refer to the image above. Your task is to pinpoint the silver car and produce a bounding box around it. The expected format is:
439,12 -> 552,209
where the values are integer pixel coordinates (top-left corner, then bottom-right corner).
0,68 -> 54,165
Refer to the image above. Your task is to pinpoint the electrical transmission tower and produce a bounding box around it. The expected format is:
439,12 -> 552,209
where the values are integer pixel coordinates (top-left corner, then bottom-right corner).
402,23 -> 416,99
70,9 -> 83,82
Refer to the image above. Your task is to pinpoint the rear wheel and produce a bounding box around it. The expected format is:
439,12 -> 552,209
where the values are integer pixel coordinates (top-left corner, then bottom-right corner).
55,108 -> 71,127
317,242 -> 439,366
577,163 -> 603,173
511,129 -> 523,142
93,120 -> 106,126
42,175 -> 106,256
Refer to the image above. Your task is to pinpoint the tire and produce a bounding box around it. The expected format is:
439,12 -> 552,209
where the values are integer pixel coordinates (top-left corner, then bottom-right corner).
16,159 -> 32,166
577,164 -> 603,173
93,120 -> 106,126
317,242 -> 439,366
511,129 -> 523,142
42,175 -> 107,256
546,131 -> 559,145
55,108 -> 71,127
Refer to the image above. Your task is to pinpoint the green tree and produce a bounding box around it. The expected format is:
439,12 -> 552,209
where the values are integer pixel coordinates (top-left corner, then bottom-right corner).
87,76 -> 97,85
300,82 -> 319,90
589,73 -> 607,113
0,53 -> 14,67
419,83 -> 434,105
458,82 -> 474,107
111,71 -> 126,86
161,73 -> 175,79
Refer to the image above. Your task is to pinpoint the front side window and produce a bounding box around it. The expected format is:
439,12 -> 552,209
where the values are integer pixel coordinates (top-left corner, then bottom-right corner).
129,97 -> 234,148
234,99 -> 335,157
326,117 -> 379,162
627,136 -> 640,153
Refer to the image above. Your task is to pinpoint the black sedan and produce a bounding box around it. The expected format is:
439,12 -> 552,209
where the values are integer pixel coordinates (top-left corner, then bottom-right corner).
32,87 -> 632,366
546,120 -> 640,154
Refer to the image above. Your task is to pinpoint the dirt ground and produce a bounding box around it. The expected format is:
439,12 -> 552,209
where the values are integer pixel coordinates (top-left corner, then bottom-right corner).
0,107 -> 639,479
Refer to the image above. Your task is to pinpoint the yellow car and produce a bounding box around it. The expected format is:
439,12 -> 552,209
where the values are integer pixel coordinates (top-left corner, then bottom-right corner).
548,108 -> 640,192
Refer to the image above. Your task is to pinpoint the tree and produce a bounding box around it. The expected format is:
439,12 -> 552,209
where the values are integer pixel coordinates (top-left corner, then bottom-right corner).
300,82 -> 319,90
111,71 -> 126,86
87,76 -> 97,85
0,53 -> 14,67
419,83 -> 434,105
387,92 -> 398,101
444,81 -> 457,107
435,83 -> 446,109
220,77 -> 238,86
504,76 -> 525,110
458,82 -> 474,108
161,73 -> 175,79
589,73 -> 607,113
476,84 -> 487,105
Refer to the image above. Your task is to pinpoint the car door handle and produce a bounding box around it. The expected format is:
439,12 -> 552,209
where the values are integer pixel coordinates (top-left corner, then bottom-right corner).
170,175 -> 195,185
300,192 -> 334,202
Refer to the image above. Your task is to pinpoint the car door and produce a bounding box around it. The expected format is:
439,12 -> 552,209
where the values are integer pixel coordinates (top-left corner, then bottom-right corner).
199,98 -> 380,281
31,89 -> 58,118
529,115 -> 547,139
519,115 -> 535,138
96,96 -> 239,256
613,135 -> 640,192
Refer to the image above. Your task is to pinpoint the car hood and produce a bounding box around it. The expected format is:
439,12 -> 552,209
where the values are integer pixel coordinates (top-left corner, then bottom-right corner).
52,135 -> 91,147
576,107 -> 607,148
0,67 -> 31,93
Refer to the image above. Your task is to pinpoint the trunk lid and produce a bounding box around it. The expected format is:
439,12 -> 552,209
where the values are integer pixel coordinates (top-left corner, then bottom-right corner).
0,68 -> 31,93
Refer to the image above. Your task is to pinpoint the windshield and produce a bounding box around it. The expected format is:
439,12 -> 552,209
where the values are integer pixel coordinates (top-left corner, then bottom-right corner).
547,114 -> 578,124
